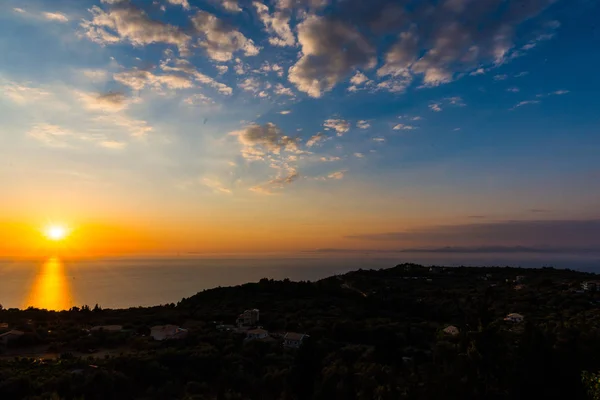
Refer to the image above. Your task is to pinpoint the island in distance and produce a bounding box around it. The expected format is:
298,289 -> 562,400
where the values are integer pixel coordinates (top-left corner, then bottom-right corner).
2,263 -> 600,399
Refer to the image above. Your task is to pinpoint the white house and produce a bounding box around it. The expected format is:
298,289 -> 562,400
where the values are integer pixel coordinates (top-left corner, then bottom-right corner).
246,328 -> 269,341
443,326 -> 460,336
237,309 -> 260,327
504,313 -> 524,323
284,332 -> 309,348
150,325 -> 188,341
0,330 -> 24,345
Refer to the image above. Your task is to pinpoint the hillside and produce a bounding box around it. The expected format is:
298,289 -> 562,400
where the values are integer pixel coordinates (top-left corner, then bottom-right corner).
2,263 -> 600,399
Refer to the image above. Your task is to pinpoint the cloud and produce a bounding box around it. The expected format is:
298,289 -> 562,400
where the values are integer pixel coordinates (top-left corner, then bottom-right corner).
453,127 -> 461,131
82,2 -> 190,52
184,93 -> 215,105
238,77 -> 261,93
327,170 -> 346,180
13,8 -> 26,13
323,119 -> 350,136
348,71 -> 374,92
253,2 -> 296,47
161,58 -> 233,95
494,74 -> 508,81
344,219 -> 600,249
306,132 -> 326,147
43,12 -> 69,22
372,137 -> 386,142
166,0 -> 190,10
27,123 -> 129,150
429,103 -> 442,112
551,90 -> 570,96
393,124 -> 416,130
354,152 -> 364,158
515,71 -> 529,77
279,110 -> 292,115
231,123 -> 300,160
320,156 -> 340,162
289,16 -> 376,97
221,0 -> 242,13
114,69 -> 193,91
275,0 -> 328,9
191,11 -> 260,61
273,83 -> 295,96
507,87 -> 520,92
357,120 -> 371,129
1,81 -> 50,104
203,178 -> 232,194
216,65 -> 228,74
510,100 -> 540,110
78,91 -> 132,112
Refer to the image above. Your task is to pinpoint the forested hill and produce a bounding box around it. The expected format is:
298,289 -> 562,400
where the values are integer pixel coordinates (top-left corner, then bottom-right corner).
3,263 -> 600,399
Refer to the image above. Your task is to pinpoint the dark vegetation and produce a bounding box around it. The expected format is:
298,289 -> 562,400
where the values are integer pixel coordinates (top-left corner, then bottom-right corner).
2,263 -> 600,399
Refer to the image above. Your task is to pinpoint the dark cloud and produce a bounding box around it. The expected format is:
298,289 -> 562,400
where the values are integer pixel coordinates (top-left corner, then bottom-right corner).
345,219 -> 600,248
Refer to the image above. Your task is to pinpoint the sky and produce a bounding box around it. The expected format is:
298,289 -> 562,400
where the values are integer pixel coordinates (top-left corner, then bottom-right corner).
0,0 -> 599,258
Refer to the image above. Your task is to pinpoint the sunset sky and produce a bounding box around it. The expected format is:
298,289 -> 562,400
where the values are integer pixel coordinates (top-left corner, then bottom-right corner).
1,0 -> 599,257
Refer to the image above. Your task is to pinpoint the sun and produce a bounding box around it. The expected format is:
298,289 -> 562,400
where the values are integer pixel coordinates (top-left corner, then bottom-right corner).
44,225 -> 69,241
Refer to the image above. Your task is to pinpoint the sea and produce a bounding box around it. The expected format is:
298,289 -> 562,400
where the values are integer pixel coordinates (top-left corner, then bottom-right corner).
1,253 -> 599,310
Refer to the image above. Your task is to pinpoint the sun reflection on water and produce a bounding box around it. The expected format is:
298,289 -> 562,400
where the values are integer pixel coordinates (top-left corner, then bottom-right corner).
24,257 -> 74,310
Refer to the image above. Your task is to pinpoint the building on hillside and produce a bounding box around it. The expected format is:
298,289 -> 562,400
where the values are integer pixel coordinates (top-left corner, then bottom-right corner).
514,284 -> 526,291
0,322 -> 9,330
236,309 -> 260,327
504,313 -> 524,323
516,275 -> 526,283
284,332 -> 309,348
90,325 -> 122,332
150,325 -> 188,341
246,328 -> 269,341
582,281 -> 599,292
0,330 -> 24,345
443,326 -> 460,336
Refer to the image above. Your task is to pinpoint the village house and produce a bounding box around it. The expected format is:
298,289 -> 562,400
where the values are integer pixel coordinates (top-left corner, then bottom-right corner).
236,309 -> 260,327
0,330 -> 24,346
504,313 -> 524,323
283,332 -> 309,348
582,281 -> 599,292
150,325 -> 188,341
246,328 -> 269,341
443,325 -> 460,336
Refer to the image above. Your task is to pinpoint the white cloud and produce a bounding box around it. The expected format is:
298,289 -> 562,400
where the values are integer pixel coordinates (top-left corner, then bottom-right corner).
515,71 -> 529,78
357,120 -> 371,129
273,83 -> 295,97
43,12 -> 69,22
510,100 -> 540,110
279,110 -> 292,115
350,71 -> 369,85
306,132 -> 325,147
184,93 -> 214,105
494,74 -> 508,81
289,16 -> 376,97
82,3 -> 190,52
165,0 -> 190,10
324,119 -> 350,136
354,152 -> 364,158
216,65 -> 229,75
411,116 -> 423,121
238,77 -> 261,93
203,178 -> 232,194
507,87 -> 520,93
100,140 -> 127,149
253,2 -> 296,47
114,69 -> 193,91
191,11 -> 260,61
1,81 -> 50,104
231,123 -> 301,160
372,137 -> 386,142
320,156 -> 340,162
552,90 -> 570,95
28,124 -> 73,148
327,170 -> 345,180
453,127 -> 461,131
393,123 -> 417,130
429,103 -> 442,112
221,0 -> 242,13
13,8 -> 26,13
78,91 -> 132,112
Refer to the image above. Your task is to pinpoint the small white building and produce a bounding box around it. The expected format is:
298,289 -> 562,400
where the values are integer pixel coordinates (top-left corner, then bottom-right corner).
246,328 -> 269,341
504,313 -> 524,323
443,325 -> 460,336
284,332 -> 309,348
0,330 -> 24,345
150,325 -> 188,341
90,325 -> 122,332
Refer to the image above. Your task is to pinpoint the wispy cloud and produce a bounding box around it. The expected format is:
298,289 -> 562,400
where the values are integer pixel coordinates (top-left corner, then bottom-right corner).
324,119 -> 350,136
510,100 -> 540,110
43,12 -> 69,22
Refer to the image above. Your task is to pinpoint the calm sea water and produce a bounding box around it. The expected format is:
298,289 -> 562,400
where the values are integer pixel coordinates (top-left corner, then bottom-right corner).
1,254 -> 599,310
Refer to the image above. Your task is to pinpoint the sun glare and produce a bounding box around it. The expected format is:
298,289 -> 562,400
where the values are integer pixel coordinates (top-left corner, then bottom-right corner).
45,225 -> 68,241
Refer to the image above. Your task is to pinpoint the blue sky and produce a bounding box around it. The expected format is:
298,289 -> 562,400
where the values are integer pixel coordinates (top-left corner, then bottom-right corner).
1,0 -> 599,255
